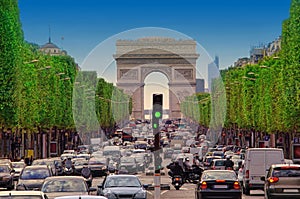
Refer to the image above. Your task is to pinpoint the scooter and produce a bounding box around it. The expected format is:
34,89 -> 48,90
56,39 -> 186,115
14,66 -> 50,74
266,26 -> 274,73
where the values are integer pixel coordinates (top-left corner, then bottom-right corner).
63,161 -> 74,175
172,175 -> 183,190
81,166 -> 93,188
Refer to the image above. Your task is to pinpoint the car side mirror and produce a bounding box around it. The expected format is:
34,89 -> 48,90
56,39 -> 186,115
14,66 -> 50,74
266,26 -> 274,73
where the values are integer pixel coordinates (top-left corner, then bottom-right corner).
97,184 -> 103,189
260,176 -> 266,181
89,187 -> 97,192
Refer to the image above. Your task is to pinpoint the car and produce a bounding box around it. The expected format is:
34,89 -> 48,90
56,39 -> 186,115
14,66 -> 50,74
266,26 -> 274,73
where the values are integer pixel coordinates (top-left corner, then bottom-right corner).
118,157 -> 138,175
32,159 -> 57,176
97,174 -> 147,199
73,158 -> 89,175
131,154 -> 146,172
261,164 -> 300,199
0,163 -> 15,190
76,153 -> 91,160
202,156 -> 221,170
11,161 -> 25,181
17,165 -> 52,190
163,148 -> 174,159
41,176 -> 96,199
210,159 -> 226,170
0,190 -> 48,199
88,157 -> 108,177
195,170 -> 242,199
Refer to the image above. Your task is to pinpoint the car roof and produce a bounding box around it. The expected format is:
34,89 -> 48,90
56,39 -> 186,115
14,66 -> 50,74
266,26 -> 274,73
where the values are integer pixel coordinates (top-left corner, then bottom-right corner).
203,170 -> 236,174
45,176 -> 85,180
271,164 -> 300,168
106,174 -> 138,178
54,196 -> 107,199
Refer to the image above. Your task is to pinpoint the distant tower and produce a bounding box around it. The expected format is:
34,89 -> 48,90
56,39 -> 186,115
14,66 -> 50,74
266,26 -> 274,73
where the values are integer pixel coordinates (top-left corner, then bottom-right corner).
214,55 -> 219,69
39,25 -> 67,56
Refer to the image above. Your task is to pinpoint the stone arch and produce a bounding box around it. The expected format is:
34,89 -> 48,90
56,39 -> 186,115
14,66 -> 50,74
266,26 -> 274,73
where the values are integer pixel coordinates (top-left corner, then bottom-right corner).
115,38 -> 199,119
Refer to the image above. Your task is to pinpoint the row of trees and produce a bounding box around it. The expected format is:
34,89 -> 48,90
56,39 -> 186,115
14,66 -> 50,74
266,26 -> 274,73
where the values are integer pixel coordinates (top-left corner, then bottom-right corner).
0,0 -> 131,156
181,0 -> 299,142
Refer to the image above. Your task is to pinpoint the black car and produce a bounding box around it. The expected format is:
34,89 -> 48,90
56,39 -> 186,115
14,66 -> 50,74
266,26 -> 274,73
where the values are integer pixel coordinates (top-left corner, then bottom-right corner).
0,164 -> 15,190
97,174 -> 147,199
195,170 -> 242,199
88,157 -> 108,177
118,157 -> 138,175
17,165 -> 52,190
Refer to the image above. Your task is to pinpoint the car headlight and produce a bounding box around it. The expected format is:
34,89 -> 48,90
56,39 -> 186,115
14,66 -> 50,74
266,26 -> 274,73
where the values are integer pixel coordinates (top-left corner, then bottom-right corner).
134,190 -> 146,199
104,192 -> 117,199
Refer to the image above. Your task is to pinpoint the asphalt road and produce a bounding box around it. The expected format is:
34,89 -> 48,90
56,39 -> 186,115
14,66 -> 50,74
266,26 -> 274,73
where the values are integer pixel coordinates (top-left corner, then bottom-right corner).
91,171 -> 265,199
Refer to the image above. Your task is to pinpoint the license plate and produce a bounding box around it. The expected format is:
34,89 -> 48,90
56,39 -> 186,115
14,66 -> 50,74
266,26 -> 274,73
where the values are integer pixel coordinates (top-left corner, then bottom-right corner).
214,185 -> 228,189
284,189 -> 299,193
251,176 -> 260,180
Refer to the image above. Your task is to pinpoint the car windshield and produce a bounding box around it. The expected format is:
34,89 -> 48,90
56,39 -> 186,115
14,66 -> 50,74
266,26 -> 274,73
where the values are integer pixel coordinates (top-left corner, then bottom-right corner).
202,171 -> 236,180
0,165 -> 10,173
89,160 -> 105,165
12,162 -> 25,168
215,160 -> 225,166
20,168 -> 50,179
103,151 -> 120,156
121,158 -> 135,163
42,179 -> 87,192
273,167 -> 300,177
105,177 -> 141,187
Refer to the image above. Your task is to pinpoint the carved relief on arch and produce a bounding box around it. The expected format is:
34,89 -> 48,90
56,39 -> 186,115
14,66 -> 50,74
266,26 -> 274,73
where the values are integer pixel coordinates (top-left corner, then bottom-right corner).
119,69 -> 138,80
141,66 -> 172,82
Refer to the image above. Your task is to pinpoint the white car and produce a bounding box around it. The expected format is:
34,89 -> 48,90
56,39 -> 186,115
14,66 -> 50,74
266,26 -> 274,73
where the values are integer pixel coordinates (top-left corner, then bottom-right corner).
55,196 -> 107,199
0,191 -> 47,199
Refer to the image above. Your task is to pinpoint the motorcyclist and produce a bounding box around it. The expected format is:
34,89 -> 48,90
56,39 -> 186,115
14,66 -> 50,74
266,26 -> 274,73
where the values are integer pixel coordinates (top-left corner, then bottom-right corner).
183,157 -> 192,182
81,162 -> 92,187
167,161 -> 184,178
224,156 -> 234,170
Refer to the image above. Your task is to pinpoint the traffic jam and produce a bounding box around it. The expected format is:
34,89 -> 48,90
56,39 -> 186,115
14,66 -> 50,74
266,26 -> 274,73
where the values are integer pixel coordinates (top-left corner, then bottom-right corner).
0,118 -> 299,199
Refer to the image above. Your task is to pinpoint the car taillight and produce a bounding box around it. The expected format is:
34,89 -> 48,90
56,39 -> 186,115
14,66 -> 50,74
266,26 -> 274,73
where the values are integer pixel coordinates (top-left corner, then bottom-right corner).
268,177 -> 279,183
201,181 -> 207,189
175,177 -> 181,181
233,181 -> 240,189
212,166 -> 215,170
245,170 -> 249,178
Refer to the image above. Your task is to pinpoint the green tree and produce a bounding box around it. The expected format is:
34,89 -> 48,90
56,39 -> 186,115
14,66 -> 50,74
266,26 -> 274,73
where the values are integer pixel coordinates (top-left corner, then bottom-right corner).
0,0 -> 24,127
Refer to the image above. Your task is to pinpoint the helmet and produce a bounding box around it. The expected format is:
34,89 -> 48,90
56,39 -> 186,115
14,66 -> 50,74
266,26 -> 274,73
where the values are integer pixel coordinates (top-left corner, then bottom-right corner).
185,157 -> 190,161
226,156 -> 231,160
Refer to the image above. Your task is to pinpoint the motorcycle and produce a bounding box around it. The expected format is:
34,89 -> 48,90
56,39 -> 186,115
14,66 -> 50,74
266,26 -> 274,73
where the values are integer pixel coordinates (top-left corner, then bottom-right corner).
184,165 -> 202,184
81,166 -> 93,188
172,175 -> 183,190
63,160 -> 74,175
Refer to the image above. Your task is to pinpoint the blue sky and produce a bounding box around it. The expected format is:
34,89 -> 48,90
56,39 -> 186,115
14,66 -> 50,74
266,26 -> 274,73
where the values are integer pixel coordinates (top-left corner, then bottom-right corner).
19,0 -> 290,70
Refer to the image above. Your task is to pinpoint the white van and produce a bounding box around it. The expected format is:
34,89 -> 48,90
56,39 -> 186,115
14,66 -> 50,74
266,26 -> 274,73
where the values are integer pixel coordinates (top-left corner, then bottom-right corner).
242,148 -> 285,195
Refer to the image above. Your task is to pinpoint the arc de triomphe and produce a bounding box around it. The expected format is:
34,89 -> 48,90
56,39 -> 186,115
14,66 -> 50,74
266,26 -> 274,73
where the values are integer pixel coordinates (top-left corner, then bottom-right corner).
115,37 -> 199,120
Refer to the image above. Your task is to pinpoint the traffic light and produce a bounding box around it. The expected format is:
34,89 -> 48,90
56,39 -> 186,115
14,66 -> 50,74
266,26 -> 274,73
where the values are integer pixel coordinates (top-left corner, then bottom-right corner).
154,155 -> 162,171
152,94 -> 163,130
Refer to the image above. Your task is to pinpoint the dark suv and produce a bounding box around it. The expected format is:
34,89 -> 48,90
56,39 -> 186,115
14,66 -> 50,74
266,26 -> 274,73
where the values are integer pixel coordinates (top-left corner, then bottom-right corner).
0,164 -> 15,190
261,164 -> 300,199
